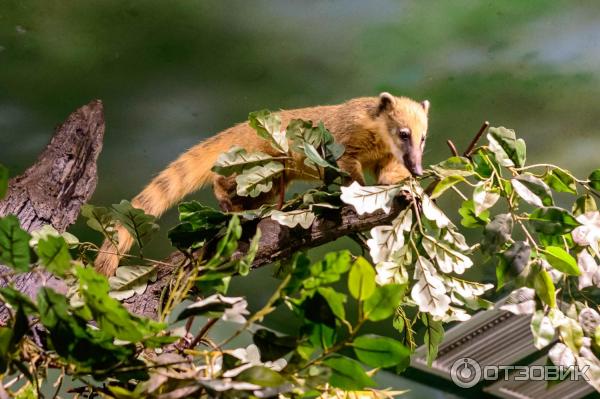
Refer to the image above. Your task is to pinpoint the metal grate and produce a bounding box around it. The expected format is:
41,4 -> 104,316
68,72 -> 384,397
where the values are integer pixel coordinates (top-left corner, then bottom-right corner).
410,309 -> 595,398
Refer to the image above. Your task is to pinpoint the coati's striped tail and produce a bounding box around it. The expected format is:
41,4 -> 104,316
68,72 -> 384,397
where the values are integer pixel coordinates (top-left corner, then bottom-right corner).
94,134 -> 231,276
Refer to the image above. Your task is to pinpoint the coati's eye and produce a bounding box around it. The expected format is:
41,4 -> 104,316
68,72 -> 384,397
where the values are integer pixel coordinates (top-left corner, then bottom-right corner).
398,128 -> 411,140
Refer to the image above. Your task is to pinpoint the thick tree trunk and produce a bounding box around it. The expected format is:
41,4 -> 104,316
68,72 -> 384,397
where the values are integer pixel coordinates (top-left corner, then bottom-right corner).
0,100 -> 105,324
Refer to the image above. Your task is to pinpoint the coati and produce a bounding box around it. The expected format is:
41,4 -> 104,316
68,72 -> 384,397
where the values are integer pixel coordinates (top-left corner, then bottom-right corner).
95,92 -> 429,276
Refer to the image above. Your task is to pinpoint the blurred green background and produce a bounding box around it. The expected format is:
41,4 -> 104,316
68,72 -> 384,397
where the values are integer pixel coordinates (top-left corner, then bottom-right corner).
2,1 -> 600,396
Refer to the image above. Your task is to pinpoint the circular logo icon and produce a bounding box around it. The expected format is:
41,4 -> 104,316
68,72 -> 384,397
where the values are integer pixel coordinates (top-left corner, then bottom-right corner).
450,357 -> 482,388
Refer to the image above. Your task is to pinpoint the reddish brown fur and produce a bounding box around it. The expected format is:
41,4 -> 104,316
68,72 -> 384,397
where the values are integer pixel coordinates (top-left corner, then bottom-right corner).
95,93 -> 429,276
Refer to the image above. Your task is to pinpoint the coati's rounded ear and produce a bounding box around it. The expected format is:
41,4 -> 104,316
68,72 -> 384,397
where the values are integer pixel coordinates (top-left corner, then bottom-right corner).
378,92 -> 396,114
421,100 -> 430,114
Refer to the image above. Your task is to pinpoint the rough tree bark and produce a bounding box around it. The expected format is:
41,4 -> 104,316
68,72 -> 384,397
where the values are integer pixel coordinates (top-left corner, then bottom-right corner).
0,100 -> 105,324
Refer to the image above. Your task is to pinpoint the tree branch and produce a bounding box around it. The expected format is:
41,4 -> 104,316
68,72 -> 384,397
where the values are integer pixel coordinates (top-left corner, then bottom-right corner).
124,195 -> 410,319
0,100 -> 105,324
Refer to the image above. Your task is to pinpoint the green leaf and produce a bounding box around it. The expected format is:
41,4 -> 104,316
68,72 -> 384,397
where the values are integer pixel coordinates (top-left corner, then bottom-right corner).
0,287 -> 37,315
248,110 -> 288,153
0,305 -> 28,373
212,146 -> 279,176
303,250 -> 352,290
502,241 -> 531,277
430,175 -> 465,199
0,164 -> 8,201
37,236 -> 71,277
111,200 -> 159,250
212,215 -> 242,261
431,156 -> 473,177
471,149 -> 495,178
496,256 -> 509,289
287,119 -> 344,164
529,207 -> 580,235
168,202 -> 229,249
195,271 -> 231,295
237,229 -> 261,276
36,287 -> 137,371
301,321 -> 336,353
0,328 -> 11,372
323,356 -> 375,390
589,169 -> 600,191
512,174 -> 553,207
487,126 -> 526,168
106,386 -> 140,398
348,257 -> 375,301
253,329 -> 297,362
352,334 -> 411,368
543,246 -> 580,276
545,169 -> 577,194
316,287 -> 347,320
422,313 -> 444,367
80,204 -> 117,244
29,225 -> 78,248
531,310 -> 555,349
573,194 -> 597,216
10,306 -> 28,351
304,142 -> 333,168
236,365 -> 287,387
472,183 -> 500,216
302,292 -> 336,328
459,199 -> 490,228
282,251 -> 312,295
178,201 -> 228,227
363,284 -> 405,321
482,213 -> 513,254
235,161 -> 284,197
286,119 -> 315,147
75,267 -> 165,342
108,265 -> 157,300
558,317 -> 584,354
533,268 -> 556,308
0,215 -> 31,272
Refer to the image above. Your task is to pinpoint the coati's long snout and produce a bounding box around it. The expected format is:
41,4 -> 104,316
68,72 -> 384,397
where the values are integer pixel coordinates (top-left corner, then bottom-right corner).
403,150 -> 424,176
